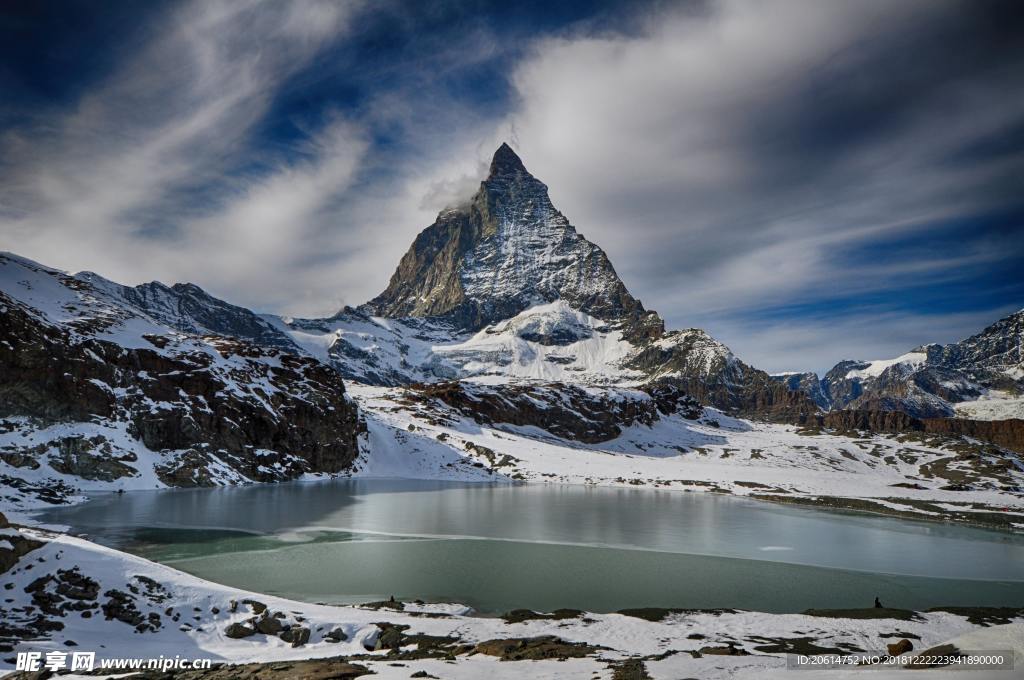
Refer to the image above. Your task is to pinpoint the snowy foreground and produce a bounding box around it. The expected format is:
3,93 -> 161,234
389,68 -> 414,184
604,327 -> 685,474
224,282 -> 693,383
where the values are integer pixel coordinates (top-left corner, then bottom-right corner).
1,527 -> 1022,679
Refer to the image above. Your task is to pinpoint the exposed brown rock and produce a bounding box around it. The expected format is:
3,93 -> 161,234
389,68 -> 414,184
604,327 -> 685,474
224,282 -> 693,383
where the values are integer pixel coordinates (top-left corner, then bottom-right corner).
887,638 -> 913,656
816,409 -> 1024,453
472,635 -> 601,660
408,379 -> 702,443
0,513 -> 43,573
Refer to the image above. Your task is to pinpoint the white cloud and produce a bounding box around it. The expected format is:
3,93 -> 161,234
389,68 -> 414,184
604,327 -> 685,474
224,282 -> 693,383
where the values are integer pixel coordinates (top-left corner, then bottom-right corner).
477,0 -> 1024,368
0,0 -> 362,312
1,0 -> 1019,370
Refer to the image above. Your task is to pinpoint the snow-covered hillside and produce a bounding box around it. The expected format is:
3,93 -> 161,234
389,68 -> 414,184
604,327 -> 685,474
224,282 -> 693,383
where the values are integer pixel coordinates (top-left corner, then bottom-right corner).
348,384 -> 1024,530
274,301 -> 646,386
0,252 -> 362,513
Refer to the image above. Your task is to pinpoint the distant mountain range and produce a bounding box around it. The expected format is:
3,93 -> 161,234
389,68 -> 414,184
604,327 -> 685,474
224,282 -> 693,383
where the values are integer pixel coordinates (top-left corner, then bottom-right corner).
772,310 -> 1024,420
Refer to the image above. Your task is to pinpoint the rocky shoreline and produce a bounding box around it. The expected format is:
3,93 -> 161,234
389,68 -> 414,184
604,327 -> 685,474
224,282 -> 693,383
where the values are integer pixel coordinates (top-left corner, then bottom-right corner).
751,491 -> 1024,532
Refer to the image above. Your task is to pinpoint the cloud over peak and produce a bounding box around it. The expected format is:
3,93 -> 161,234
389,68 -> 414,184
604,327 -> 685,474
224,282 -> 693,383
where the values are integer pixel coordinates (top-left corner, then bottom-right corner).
1,0 -> 1021,372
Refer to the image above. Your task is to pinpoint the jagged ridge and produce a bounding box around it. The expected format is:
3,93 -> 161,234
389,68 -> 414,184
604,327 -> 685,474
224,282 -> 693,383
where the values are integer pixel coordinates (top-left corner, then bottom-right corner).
771,310 -> 1024,420
365,143 -> 648,332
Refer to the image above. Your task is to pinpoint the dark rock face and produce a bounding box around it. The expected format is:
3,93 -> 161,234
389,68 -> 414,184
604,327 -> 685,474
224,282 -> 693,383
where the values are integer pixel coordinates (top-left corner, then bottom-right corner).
822,360 -> 869,410
407,380 -> 703,443
939,311 -> 1023,371
0,256 -> 363,489
224,622 -> 256,639
365,143 -> 647,332
48,436 -> 138,481
0,513 -> 43,575
629,338 -> 821,422
817,410 -> 1024,453
771,372 -> 831,410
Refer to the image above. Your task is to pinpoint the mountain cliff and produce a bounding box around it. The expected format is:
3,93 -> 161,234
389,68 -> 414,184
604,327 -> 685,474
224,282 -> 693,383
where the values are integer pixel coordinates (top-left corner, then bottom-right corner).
0,253 -> 362,505
364,143 -> 651,334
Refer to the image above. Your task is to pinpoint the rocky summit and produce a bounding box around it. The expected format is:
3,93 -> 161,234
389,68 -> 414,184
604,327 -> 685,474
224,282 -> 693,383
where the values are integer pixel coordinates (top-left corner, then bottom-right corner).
364,143 -> 649,333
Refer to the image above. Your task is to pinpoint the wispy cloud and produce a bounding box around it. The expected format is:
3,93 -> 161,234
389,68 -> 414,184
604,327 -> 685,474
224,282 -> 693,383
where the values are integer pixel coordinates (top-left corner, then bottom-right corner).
1,0 -> 1021,370
0,0 -> 363,310
489,0 -> 1024,368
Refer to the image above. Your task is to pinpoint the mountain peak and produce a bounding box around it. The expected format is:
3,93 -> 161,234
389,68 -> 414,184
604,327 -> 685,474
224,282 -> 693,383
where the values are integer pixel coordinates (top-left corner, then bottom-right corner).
364,142 -> 647,331
488,142 -> 528,178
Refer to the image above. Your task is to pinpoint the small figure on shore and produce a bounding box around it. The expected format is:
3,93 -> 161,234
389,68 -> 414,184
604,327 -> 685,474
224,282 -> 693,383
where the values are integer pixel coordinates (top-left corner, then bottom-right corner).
389,595 -> 396,603
874,596 -> 883,609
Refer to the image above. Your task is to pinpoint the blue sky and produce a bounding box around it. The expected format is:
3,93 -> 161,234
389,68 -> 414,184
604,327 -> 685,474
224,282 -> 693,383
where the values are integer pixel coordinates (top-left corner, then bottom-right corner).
1,0 -> 1022,374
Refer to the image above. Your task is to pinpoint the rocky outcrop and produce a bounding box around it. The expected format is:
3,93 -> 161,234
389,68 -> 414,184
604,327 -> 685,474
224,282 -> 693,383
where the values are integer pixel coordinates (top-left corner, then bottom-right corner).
771,372 -> 831,410
0,513 -> 42,575
407,380 -> 703,443
918,417 -> 1024,453
0,255 -> 363,490
817,410 -> 1024,453
816,311 -> 1024,419
628,331 -> 821,421
365,144 -> 647,332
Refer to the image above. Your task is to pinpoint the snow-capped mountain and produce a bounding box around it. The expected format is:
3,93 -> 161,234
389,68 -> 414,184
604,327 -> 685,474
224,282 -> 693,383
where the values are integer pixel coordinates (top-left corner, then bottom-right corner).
0,252 -> 361,505
1,142 -> 1022,522
364,143 -> 650,334
275,144 -> 816,421
76,271 -> 300,352
771,310 -> 1024,420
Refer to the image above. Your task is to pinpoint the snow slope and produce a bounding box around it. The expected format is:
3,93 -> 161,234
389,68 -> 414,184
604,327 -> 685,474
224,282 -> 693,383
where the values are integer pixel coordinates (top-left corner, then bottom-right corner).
846,352 -> 929,380
348,385 -> 1024,529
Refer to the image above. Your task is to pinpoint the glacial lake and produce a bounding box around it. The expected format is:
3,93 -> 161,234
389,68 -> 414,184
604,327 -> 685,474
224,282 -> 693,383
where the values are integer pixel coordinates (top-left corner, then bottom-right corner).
38,479 -> 1024,614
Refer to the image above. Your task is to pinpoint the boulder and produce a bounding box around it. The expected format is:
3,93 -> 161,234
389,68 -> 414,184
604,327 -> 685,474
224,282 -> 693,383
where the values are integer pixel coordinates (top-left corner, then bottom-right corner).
224,622 -> 256,639
887,638 -> 914,656
374,624 -> 407,651
325,627 -> 348,642
281,625 -> 310,647
255,615 -> 283,635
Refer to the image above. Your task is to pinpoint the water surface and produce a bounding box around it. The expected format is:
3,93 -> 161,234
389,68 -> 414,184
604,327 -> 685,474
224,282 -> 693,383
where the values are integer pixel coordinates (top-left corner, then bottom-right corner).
39,479 -> 1024,613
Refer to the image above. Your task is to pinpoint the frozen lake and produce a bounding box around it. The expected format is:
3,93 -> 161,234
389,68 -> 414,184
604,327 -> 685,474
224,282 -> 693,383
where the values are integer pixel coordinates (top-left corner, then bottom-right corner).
38,479 -> 1024,614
